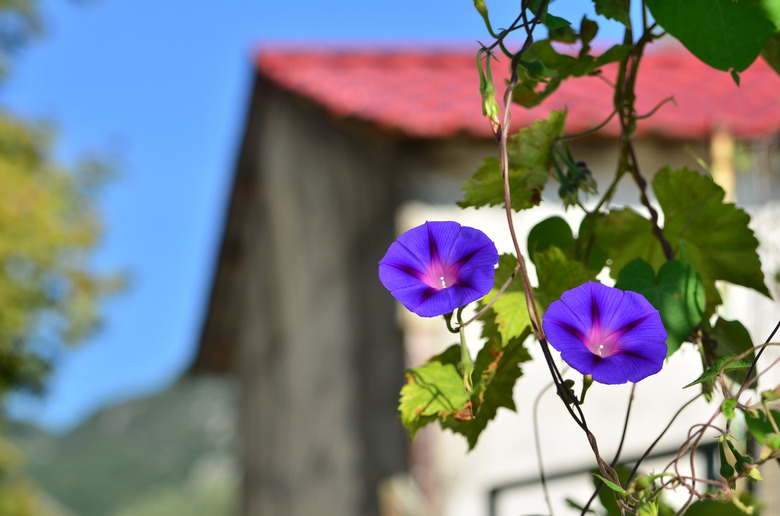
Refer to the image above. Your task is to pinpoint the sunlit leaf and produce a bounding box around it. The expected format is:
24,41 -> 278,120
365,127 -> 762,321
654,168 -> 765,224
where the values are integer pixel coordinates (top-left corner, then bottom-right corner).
483,254 -> 530,343
654,167 -> 770,307
593,474 -> 627,495
458,110 -> 565,211
442,336 -> 531,449
398,359 -> 470,439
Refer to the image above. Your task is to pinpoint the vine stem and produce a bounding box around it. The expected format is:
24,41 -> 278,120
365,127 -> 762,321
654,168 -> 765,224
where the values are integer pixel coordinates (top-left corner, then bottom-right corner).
488,1 -> 626,493
462,264 -> 521,327
533,380 -> 558,516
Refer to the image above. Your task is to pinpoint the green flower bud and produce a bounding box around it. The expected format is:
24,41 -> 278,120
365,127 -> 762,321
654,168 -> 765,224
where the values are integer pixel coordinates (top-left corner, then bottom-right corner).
473,0 -> 488,18
746,467 -> 763,481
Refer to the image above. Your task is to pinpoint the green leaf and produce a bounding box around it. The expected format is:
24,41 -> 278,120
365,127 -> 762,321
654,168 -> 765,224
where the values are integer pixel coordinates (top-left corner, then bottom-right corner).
528,0 -> 571,29
527,216 -> 574,264
591,464 -> 632,516
577,214 -> 608,271
579,16 -> 599,47
768,433 -> 780,450
745,409 -> 780,444
484,254 -> 531,343
512,42 -> 630,108
683,499 -> 750,516
593,0 -> 630,26
458,110 -> 566,211
398,359 -> 470,439
654,167 -> 771,307
442,336 -> 531,449
543,13 -> 572,30
549,24 -> 578,44
592,208 -> 663,277
491,291 -> 531,344
645,0 -> 778,72
761,31 -> 780,76
595,168 -> 770,313
533,246 -> 599,309
707,318 -> 756,384
592,474 -> 627,495
615,259 -> 705,356
684,355 -> 753,388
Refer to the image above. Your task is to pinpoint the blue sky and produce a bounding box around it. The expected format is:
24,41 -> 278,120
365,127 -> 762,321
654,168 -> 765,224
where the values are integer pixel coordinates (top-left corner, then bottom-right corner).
3,0 -> 630,432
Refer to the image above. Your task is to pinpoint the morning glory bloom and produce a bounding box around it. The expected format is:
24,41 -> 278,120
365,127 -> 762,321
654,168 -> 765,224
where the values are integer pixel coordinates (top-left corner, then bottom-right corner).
378,221 -> 499,317
542,282 -> 667,385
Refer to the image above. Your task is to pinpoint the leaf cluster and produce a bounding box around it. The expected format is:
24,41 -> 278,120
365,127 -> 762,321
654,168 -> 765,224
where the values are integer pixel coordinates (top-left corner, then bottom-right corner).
397,3 -> 780,513
398,327 -> 532,449
458,110 -> 566,211
0,113 -> 121,395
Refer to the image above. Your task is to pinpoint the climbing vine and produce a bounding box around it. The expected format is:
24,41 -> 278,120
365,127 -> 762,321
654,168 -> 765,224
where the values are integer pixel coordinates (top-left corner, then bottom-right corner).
380,1 -> 780,515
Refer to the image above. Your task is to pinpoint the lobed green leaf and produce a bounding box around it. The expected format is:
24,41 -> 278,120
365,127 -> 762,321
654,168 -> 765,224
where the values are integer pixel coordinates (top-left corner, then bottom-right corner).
654,167 -> 770,307
482,254 -> 531,344
398,359 -> 469,439
398,318 -> 533,449
442,336 -> 531,449
594,168 -> 770,313
458,110 -> 565,211
592,208 -> 663,277
533,246 -> 599,310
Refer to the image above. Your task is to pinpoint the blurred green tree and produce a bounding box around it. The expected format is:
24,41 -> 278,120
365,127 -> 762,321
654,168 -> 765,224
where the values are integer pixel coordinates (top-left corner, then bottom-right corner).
0,1 -> 118,514
0,114 -> 119,396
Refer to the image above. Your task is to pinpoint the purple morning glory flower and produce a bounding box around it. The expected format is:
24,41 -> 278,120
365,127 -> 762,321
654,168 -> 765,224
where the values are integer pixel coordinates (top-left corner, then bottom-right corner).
378,221 -> 499,317
542,282 -> 667,385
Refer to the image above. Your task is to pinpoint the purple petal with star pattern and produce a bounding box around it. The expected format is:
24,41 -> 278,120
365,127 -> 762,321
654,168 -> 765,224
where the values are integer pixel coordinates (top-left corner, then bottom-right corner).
378,221 -> 499,317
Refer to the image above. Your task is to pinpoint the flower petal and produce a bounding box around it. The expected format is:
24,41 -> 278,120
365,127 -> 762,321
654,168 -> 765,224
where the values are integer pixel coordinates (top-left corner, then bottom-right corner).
590,351 -> 664,385
425,221 -> 462,265
542,281 -> 668,384
559,346 -> 601,376
414,284 -> 484,318
602,290 -> 663,338
542,302 -> 588,353
555,281 -> 599,332
378,221 -> 498,317
449,226 -> 500,268
391,223 -> 436,267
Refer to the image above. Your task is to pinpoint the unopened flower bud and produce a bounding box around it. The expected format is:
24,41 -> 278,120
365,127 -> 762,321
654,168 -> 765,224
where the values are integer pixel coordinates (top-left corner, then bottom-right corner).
473,0 -> 488,18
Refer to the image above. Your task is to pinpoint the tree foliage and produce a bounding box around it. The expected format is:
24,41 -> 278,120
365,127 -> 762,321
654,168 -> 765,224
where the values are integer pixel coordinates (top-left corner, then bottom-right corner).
0,113 -> 119,395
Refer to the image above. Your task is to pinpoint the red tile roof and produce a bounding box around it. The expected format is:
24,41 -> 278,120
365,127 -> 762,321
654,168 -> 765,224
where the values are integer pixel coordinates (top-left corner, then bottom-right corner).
256,45 -> 780,140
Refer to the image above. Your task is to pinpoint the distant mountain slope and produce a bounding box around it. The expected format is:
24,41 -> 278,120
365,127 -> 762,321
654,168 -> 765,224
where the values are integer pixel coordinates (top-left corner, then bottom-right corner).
5,376 -> 238,516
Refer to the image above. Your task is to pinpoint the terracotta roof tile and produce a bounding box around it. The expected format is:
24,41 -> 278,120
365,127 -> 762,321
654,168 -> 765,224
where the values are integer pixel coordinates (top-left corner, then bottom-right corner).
256,45 -> 780,140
